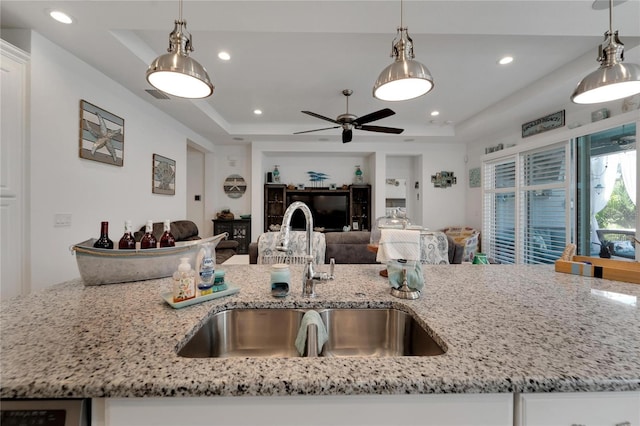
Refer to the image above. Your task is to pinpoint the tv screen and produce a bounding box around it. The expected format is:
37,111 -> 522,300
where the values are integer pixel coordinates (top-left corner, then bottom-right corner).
286,193 -> 349,231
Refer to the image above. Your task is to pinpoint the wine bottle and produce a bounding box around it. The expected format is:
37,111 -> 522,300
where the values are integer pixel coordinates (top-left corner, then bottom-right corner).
93,221 -> 114,249
159,219 -> 176,248
140,220 -> 158,249
118,220 -> 136,250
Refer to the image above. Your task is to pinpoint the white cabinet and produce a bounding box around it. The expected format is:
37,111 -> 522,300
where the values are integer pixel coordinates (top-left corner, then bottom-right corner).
95,393 -> 513,426
515,391 -> 640,426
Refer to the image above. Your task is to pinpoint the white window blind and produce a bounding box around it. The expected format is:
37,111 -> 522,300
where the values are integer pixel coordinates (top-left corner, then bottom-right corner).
483,142 -> 570,264
483,158 -> 517,264
521,145 -> 568,263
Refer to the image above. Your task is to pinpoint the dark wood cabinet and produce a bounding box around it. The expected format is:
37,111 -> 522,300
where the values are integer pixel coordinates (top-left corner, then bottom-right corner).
212,219 -> 251,254
350,184 -> 371,231
264,184 -> 287,232
263,184 -> 371,232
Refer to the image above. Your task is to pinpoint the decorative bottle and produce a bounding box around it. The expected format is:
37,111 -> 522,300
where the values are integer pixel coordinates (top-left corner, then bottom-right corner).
159,220 -> 176,248
140,220 -> 157,249
172,257 -> 196,303
196,242 -> 215,296
93,221 -> 114,249
273,165 -> 280,183
354,165 -> 364,184
118,220 -> 136,250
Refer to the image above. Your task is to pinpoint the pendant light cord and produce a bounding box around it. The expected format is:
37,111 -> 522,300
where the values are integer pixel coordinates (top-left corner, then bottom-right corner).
179,0 -> 183,22
608,0 -> 613,35
400,0 -> 403,29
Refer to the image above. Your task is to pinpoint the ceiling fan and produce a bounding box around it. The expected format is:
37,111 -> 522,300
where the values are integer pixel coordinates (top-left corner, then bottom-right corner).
294,89 -> 404,143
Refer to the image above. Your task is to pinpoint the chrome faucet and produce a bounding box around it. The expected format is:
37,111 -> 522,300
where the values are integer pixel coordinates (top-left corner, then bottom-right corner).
277,201 -> 334,297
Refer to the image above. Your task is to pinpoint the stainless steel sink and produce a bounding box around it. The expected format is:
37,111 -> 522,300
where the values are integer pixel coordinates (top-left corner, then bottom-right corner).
178,308 -> 446,358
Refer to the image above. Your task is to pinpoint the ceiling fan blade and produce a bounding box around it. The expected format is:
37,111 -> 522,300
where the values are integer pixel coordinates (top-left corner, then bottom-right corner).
293,126 -> 341,134
358,125 -> 404,134
301,111 -> 340,124
354,108 -> 395,125
342,129 -> 353,143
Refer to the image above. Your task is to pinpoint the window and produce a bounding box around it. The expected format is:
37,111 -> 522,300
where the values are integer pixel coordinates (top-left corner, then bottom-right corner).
576,123 -> 637,260
483,142 -> 570,264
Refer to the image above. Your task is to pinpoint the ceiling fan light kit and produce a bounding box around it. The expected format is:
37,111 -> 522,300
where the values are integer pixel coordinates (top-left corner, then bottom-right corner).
571,0 -> 640,104
294,89 -> 404,143
146,0 -> 214,99
373,27 -> 434,102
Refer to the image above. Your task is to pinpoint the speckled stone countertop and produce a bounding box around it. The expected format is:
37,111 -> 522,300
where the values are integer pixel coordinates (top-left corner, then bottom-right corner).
2,264 -> 640,398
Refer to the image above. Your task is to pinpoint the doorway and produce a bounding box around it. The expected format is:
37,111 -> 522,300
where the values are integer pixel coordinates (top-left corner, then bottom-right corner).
187,146 -> 205,237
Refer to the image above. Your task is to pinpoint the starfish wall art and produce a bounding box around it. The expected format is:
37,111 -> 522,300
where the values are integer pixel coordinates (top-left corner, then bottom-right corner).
79,100 -> 124,166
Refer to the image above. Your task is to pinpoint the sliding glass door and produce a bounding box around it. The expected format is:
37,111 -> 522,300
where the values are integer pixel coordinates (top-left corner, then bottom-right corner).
576,123 -> 637,260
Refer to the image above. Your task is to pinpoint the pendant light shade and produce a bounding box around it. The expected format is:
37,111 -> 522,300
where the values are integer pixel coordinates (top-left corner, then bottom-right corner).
146,2 -> 213,99
373,0 -> 434,102
373,28 -> 434,102
571,0 -> 640,104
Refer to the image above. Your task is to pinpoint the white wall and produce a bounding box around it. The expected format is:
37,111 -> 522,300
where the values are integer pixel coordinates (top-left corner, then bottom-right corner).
206,144 -> 252,237
25,33 -> 213,289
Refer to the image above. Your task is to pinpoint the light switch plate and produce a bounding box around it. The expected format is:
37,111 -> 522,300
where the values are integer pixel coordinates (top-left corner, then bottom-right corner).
54,213 -> 72,227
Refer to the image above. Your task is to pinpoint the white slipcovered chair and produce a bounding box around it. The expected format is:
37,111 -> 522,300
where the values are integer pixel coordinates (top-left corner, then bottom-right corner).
257,231 -> 326,265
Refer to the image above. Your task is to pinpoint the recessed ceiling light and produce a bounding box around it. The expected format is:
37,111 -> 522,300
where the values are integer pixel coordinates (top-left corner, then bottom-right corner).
253,109 -> 262,115
498,56 -> 514,65
430,111 -> 440,116
218,51 -> 231,61
49,10 -> 73,24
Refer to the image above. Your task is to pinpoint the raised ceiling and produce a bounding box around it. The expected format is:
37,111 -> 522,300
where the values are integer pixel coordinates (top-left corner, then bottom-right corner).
2,1 -> 639,145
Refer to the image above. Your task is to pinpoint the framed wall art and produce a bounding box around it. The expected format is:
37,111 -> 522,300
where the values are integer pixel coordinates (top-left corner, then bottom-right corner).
223,174 -> 247,199
79,100 -> 124,166
521,110 -> 565,138
469,167 -> 481,188
152,154 -> 175,195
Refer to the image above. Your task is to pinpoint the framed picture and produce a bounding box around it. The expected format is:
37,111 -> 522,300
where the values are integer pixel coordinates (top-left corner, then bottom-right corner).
469,167 -> 481,188
152,154 -> 175,195
521,110 -> 565,138
79,100 -> 124,166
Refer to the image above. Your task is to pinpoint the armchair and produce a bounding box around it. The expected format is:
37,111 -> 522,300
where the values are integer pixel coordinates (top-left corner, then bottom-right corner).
442,226 -> 480,262
255,231 -> 326,265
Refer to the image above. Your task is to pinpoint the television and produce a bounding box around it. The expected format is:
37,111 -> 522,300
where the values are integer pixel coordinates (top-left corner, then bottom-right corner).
286,193 -> 349,232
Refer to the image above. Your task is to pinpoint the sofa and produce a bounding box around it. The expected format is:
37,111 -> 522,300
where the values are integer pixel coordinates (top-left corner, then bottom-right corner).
249,231 -> 463,264
134,220 -> 239,264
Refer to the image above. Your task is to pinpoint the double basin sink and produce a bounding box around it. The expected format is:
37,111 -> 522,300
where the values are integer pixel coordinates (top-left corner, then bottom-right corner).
178,308 -> 446,358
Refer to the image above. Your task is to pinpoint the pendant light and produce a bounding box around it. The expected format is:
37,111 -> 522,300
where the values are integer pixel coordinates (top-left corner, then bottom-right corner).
373,0 -> 434,102
146,0 -> 214,99
571,0 -> 640,104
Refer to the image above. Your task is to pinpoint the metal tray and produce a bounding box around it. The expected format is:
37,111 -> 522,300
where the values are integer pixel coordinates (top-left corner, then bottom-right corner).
71,233 -> 227,286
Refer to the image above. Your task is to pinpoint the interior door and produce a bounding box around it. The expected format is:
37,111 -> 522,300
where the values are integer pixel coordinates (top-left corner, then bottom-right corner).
1,41 -> 29,299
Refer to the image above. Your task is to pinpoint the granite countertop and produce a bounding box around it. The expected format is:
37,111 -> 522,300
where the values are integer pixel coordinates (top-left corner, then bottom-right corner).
1,264 -> 640,398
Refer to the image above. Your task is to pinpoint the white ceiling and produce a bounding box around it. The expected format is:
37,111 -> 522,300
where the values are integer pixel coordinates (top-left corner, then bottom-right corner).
2,1 -> 640,146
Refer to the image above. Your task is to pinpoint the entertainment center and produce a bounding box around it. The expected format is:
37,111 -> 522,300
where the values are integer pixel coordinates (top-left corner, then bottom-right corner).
264,184 -> 371,232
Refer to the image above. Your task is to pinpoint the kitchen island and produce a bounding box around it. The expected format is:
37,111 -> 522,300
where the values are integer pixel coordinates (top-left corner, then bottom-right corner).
1,264 -> 639,424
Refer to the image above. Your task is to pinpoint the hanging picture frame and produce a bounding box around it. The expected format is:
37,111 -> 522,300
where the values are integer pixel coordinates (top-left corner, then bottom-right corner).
79,100 -> 124,166
152,154 -> 175,195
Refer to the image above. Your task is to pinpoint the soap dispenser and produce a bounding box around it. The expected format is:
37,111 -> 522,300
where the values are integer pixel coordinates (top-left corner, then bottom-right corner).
172,257 -> 196,303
